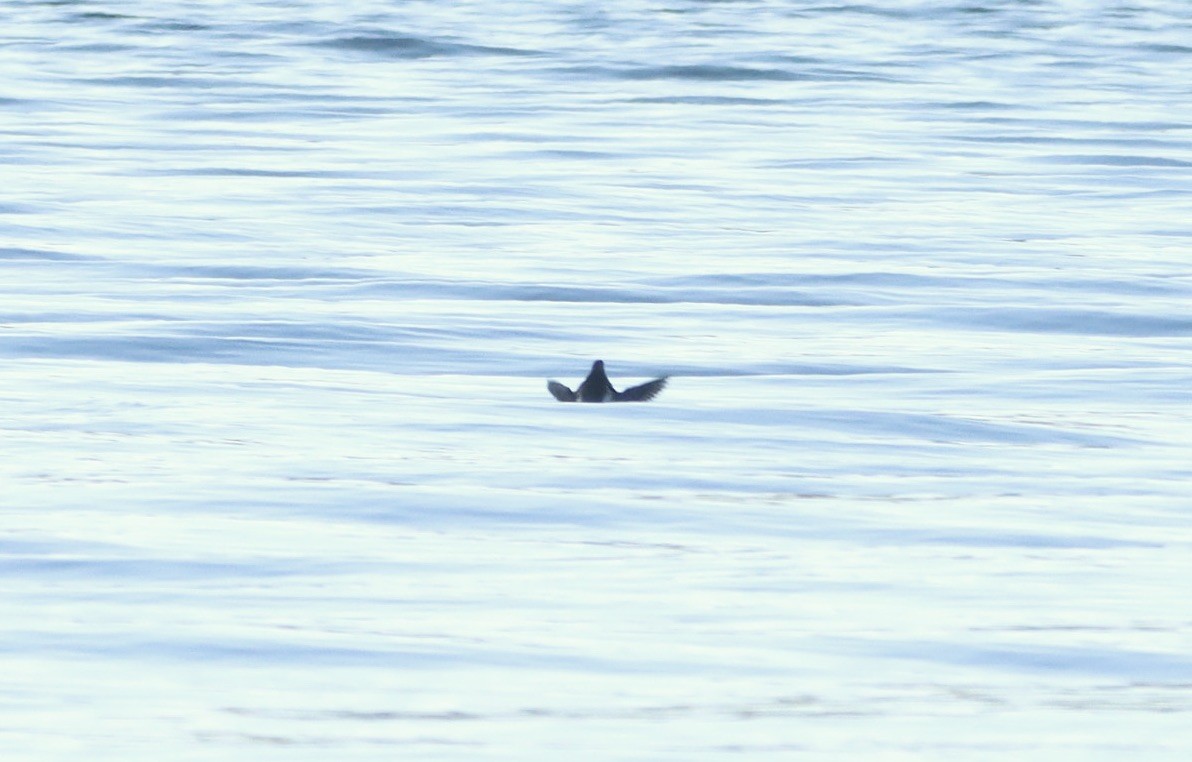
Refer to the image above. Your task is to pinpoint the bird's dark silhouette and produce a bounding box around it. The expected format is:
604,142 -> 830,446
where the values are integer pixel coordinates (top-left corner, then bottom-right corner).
548,360 -> 668,402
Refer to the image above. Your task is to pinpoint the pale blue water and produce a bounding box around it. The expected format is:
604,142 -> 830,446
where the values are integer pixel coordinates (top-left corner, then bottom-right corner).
2,1 -> 1191,759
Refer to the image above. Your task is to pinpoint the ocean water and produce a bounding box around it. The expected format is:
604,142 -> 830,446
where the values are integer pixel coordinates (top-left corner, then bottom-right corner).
2,1 -> 1191,758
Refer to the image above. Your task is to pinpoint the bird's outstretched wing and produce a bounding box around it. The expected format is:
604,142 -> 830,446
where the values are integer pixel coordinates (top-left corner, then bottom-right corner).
615,376 -> 668,402
547,381 -> 577,401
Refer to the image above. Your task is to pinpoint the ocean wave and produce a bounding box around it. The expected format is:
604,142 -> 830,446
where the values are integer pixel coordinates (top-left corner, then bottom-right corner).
929,306 -> 1192,337
615,64 -> 805,81
310,32 -> 536,59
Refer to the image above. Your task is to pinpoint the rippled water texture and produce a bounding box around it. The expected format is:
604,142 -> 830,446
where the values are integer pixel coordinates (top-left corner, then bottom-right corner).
2,1 -> 1191,759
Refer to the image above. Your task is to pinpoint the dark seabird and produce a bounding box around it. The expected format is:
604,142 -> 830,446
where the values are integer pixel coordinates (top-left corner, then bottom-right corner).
548,360 -> 668,402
